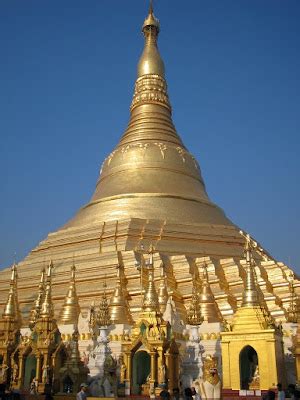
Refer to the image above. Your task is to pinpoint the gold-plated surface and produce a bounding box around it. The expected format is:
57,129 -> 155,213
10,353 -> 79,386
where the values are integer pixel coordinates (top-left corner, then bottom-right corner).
98,282 -> 111,327
186,268 -> 203,325
158,263 -> 168,313
221,234 -> 285,390
2,263 -> 20,321
0,2 -> 298,393
59,264 -> 80,324
241,234 -> 260,307
142,252 -> 160,314
0,3 -> 298,386
29,267 -> 45,328
109,264 -> 132,324
199,263 -> 222,323
286,272 -> 300,323
59,0 -> 236,232
40,261 -> 54,318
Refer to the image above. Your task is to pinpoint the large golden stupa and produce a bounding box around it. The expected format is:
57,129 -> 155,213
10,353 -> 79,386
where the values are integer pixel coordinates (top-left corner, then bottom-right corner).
0,2 -> 299,396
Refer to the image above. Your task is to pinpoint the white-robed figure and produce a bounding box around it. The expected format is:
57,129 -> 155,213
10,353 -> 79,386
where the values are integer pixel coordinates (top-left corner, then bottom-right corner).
195,355 -> 221,400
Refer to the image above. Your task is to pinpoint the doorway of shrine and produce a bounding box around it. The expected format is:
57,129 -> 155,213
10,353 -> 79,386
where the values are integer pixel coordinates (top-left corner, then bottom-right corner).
24,354 -> 37,389
132,350 -> 151,394
240,345 -> 258,389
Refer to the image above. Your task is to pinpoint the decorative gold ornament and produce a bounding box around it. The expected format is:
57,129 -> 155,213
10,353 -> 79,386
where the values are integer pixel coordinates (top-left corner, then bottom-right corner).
60,263 -> 80,325
97,282 -> 111,327
186,267 -> 203,326
29,267 -> 45,329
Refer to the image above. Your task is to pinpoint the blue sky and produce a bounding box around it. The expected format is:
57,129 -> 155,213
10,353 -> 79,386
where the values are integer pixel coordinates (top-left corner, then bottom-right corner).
0,1 -> 299,272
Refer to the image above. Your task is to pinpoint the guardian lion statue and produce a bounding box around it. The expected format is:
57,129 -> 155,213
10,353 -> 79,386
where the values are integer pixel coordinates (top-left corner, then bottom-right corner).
194,355 -> 221,400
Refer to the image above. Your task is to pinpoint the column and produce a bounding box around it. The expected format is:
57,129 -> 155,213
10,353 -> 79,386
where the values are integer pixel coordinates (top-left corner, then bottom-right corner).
150,351 -> 157,382
35,354 -> 41,382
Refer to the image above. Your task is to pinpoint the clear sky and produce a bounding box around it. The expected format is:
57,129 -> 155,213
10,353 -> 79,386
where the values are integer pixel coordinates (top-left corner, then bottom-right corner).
0,1 -> 299,272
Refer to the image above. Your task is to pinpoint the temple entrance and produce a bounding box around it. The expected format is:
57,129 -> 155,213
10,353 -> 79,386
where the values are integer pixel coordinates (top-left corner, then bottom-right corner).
24,354 -> 37,389
240,346 -> 258,389
132,350 -> 151,394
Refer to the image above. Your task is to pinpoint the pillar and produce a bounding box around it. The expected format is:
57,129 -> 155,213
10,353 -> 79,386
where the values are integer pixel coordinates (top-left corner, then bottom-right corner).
150,351 -> 157,382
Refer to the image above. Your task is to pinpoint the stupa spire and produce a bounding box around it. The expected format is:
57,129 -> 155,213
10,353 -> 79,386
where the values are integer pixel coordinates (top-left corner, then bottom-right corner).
98,281 -> 111,327
109,264 -> 132,325
2,263 -> 20,323
64,2 -> 235,241
186,267 -> 203,325
287,272 -> 300,323
40,260 -> 54,318
241,234 -> 260,307
199,262 -> 222,322
29,267 -> 45,329
60,263 -> 80,324
142,246 -> 160,313
158,263 -> 168,313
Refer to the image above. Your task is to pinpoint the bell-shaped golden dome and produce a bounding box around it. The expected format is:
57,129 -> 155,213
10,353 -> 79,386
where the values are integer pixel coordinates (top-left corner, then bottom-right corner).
63,3 -> 235,231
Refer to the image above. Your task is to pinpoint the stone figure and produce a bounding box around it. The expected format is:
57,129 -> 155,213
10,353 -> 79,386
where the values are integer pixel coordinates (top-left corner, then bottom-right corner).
0,363 -> 9,384
119,356 -> 126,383
158,363 -> 166,384
12,363 -> 19,383
42,365 -> 49,383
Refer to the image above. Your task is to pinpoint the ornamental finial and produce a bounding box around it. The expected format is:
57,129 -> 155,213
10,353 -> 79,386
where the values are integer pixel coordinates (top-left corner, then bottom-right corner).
2,263 -> 21,323
149,0 -> 153,14
29,267 -> 45,329
40,260 -> 54,318
97,280 -> 111,327
59,262 -> 80,324
186,266 -> 203,326
109,264 -> 132,324
240,233 -> 260,307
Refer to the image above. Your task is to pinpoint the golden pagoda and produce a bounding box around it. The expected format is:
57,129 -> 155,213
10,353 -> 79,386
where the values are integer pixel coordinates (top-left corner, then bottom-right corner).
0,1 -> 298,395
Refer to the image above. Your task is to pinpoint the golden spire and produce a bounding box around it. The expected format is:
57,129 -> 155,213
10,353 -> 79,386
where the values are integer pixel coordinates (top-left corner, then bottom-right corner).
29,267 -> 45,328
287,272 -> 300,323
158,263 -> 168,313
186,267 -> 203,325
2,263 -> 21,323
199,262 -> 222,323
142,247 -> 160,313
241,235 -> 260,307
40,260 -> 54,319
109,264 -> 132,325
97,281 -> 111,327
63,1 -> 235,236
138,0 -> 164,78
60,263 -> 81,325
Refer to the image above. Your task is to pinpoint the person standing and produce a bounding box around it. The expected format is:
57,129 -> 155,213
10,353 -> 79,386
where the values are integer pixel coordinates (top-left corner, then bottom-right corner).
77,383 -> 88,400
191,386 -> 202,400
277,383 -> 285,400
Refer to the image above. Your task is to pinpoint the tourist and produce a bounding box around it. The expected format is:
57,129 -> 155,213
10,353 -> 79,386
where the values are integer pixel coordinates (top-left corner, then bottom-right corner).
160,388 -> 170,400
184,387 -> 193,400
172,388 -> 180,400
277,383 -> 285,400
191,386 -> 202,400
44,379 -> 53,400
262,390 -> 275,400
77,383 -> 88,400
288,384 -> 300,400
30,380 -> 37,395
